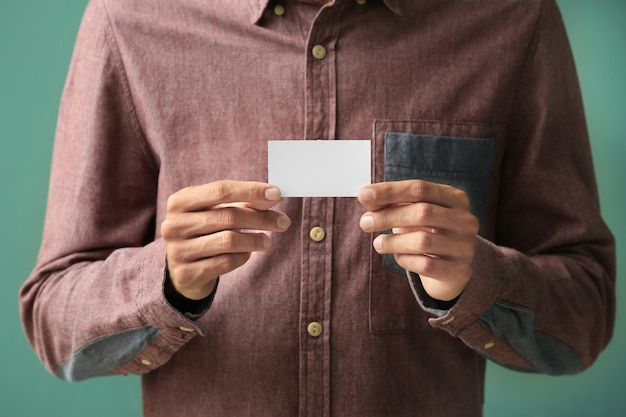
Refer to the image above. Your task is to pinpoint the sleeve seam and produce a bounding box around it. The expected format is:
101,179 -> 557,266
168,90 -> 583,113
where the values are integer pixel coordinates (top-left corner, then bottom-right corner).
97,0 -> 159,175
502,0 -> 547,132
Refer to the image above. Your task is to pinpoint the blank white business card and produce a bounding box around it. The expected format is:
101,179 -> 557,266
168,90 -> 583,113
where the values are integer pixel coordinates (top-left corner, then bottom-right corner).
268,140 -> 371,197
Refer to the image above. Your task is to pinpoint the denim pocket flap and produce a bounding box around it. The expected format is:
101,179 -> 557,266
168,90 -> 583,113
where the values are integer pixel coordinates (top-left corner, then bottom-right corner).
384,132 -> 495,222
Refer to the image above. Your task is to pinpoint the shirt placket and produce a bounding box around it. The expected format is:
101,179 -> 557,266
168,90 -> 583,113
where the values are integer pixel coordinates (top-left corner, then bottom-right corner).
299,4 -> 340,417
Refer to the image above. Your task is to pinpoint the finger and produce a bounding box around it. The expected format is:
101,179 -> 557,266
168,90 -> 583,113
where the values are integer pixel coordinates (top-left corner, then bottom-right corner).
169,252 -> 252,297
162,207 -> 291,239
360,203 -> 478,234
358,180 -> 470,212
170,231 -> 271,263
394,253 -> 470,283
167,180 -> 282,213
373,231 -> 473,261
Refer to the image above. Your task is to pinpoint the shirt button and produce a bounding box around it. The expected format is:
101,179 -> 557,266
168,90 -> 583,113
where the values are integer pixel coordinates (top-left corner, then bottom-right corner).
179,326 -> 195,333
441,315 -> 455,325
311,44 -> 327,60
309,226 -> 326,242
484,341 -> 496,350
274,4 -> 286,16
140,358 -> 153,366
356,0 -> 367,4
307,321 -> 323,337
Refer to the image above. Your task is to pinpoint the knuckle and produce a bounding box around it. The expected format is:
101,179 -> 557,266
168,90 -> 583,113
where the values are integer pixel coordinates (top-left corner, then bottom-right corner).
416,232 -> 433,252
458,210 -> 479,235
416,203 -> 435,221
393,253 -> 405,269
161,216 -> 186,241
211,180 -> 233,201
394,253 -> 413,272
216,256 -> 236,273
166,242 -> 189,264
381,184 -> 394,201
166,193 -> 181,212
170,264 -> 193,285
217,208 -> 238,227
409,180 -> 429,200
418,255 -> 439,277
379,212 -> 391,228
216,253 -> 250,274
218,231 -> 238,251
161,219 -> 174,239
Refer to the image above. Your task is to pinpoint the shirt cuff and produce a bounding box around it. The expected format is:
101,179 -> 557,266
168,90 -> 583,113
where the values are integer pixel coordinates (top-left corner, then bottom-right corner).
407,271 -> 460,316
163,267 -> 219,320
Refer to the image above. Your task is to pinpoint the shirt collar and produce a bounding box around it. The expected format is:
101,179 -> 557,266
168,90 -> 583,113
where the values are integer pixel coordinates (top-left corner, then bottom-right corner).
249,0 -> 406,24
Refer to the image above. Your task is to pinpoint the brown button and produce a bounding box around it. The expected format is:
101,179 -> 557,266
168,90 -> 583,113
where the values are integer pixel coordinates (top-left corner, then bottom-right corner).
356,0 -> 367,4
307,321 -> 323,337
309,226 -> 326,242
311,44 -> 327,60
274,4 -> 286,16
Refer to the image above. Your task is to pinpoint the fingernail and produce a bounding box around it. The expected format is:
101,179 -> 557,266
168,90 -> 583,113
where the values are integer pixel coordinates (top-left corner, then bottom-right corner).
265,187 -> 281,201
360,215 -> 374,231
373,235 -> 383,251
277,214 -> 291,230
358,188 -> 376,202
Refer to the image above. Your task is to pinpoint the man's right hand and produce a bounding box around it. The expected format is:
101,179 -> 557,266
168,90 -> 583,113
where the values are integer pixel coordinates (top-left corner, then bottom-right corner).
161,180 -> 291,300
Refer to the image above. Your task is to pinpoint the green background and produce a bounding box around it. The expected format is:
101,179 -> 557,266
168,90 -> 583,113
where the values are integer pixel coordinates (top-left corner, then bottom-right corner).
1,1 -> 623,415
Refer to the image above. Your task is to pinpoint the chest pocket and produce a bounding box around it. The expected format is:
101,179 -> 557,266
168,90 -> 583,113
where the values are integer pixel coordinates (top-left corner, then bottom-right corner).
383,132 -> 495,272
370,121 -> 498,333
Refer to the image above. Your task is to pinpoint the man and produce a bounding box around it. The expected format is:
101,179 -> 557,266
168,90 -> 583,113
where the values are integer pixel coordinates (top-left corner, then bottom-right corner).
20,0 -> 615,416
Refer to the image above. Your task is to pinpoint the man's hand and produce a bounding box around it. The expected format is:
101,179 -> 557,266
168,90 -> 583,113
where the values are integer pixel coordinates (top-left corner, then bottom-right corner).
358,180 -> 479,302
161,180 -> 291,300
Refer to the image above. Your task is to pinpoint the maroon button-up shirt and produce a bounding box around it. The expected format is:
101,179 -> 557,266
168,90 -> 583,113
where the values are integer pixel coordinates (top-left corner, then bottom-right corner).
20,0 -> 615,416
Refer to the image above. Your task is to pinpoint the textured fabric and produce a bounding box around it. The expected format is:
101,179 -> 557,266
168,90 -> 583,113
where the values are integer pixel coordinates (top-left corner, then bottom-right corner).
19,0 -> 616,416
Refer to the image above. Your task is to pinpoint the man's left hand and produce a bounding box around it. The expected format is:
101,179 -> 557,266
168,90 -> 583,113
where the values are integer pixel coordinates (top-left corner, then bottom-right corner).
358,180 -> 479,302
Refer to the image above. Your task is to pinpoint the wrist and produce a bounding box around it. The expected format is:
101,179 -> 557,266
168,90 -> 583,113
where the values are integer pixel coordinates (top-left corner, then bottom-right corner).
163,267 -> 219,317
